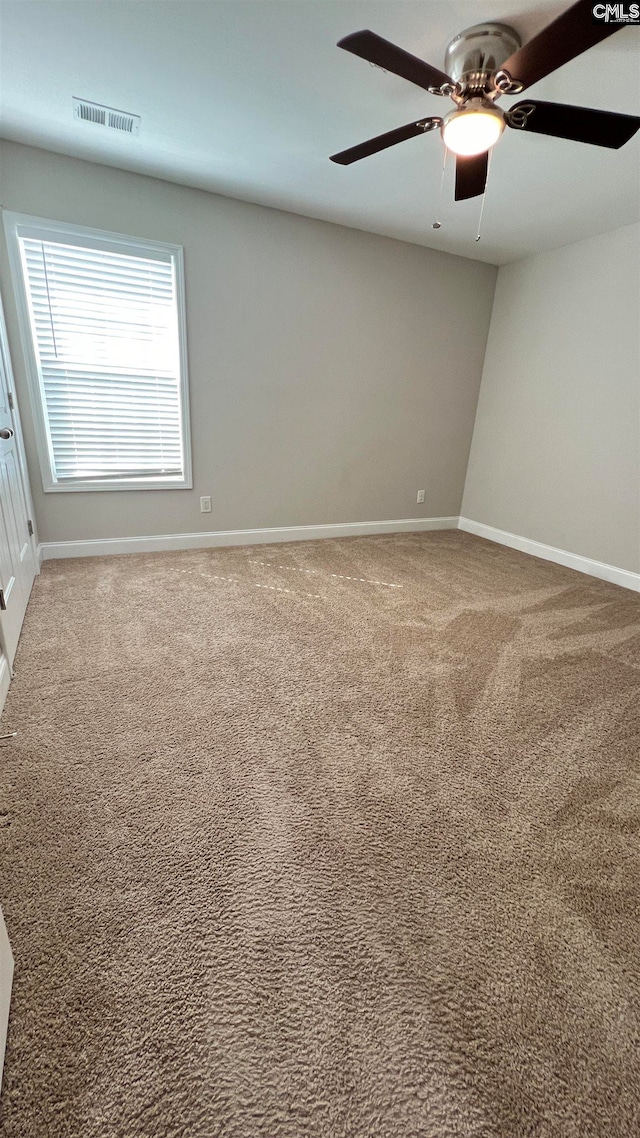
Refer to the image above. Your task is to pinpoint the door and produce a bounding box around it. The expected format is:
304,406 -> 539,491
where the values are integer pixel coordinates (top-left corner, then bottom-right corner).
0,294 -> 37,665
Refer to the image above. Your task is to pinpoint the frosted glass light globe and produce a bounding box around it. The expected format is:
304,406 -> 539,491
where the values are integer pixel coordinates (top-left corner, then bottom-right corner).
441,104 -> 504,157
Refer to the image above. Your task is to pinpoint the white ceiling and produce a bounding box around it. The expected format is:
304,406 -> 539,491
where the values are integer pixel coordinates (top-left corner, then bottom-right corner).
0,0 -> 638,264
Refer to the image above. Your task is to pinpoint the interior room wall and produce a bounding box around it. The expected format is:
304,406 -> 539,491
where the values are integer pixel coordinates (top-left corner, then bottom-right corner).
0,141 -> 497,545
462,222 -> 640,575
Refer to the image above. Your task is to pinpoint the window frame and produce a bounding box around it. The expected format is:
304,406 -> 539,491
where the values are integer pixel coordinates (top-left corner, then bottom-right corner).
3,212 -> 193,493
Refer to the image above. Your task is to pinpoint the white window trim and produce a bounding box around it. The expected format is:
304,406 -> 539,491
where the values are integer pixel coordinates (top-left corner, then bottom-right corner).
3,211 -> 193,493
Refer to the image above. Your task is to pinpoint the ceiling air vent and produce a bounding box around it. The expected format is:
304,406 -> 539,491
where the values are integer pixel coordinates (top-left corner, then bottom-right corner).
73,98 -> 140,135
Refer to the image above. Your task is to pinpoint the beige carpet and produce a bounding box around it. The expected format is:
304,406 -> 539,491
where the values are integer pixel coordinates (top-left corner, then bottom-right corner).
0,530 -> 639,1138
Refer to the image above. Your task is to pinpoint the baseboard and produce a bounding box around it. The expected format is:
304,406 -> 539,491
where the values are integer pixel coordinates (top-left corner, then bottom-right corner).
35,517 -> 640,591
36,543 -> 43,569
458,517 -> 640,593
40,516 -> 460,560
0,654 -> 9,717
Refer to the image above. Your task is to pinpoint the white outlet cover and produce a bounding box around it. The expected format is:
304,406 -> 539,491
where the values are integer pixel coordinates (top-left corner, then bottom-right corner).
200,496 -> 212,513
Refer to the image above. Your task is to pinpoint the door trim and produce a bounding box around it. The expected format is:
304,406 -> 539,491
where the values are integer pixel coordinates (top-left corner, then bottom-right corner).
0,289 -> 39,565
0,651 -> 10,717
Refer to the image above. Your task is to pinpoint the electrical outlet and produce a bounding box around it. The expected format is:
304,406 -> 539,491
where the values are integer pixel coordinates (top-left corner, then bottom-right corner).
200,496 -> 212,513
416,490 -> 425,504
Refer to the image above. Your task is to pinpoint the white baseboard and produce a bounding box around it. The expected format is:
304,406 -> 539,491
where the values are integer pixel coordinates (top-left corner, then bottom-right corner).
459,517 -> 640,593
36,543 -> 43,569
36,516 -> 640,592
40,516 -> 460,560
0,654 -> 10,717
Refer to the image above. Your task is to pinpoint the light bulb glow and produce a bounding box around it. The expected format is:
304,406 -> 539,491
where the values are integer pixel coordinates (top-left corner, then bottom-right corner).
441,106 -> 504,157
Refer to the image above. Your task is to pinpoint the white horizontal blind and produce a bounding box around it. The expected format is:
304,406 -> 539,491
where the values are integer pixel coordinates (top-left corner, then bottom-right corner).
20,237 -> 185,483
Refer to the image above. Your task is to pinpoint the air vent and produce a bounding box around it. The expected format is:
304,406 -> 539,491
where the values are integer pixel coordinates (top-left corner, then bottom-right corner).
73,98 -> 140,135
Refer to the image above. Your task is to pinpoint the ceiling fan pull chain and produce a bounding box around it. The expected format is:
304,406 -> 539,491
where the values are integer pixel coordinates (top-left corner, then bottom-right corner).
475,149 -> 492,242
432,147 -> 448,230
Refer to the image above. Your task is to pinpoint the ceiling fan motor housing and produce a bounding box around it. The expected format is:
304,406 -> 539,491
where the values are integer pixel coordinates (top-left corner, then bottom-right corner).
445,23 -> 521,94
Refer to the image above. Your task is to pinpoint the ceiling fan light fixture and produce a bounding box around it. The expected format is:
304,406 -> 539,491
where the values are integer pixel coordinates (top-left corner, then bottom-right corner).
441,103 -> 504,156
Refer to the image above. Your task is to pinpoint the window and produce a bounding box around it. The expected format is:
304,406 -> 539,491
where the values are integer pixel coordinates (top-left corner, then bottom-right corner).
4,213 -> 191,491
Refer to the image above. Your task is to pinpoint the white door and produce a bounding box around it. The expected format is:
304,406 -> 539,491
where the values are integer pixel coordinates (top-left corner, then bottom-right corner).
0,294 -> 37,665
0,291 -> 34,1090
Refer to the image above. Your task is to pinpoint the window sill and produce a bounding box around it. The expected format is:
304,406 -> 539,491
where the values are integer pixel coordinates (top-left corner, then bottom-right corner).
43,476 -> 193,493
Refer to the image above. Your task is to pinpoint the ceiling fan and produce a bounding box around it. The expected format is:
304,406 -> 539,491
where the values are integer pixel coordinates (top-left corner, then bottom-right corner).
330,0 -> 640,201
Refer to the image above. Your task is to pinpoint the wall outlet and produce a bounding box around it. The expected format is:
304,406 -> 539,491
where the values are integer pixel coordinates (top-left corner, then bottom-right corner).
416,490 -> 425,504
200,496 -> 212,513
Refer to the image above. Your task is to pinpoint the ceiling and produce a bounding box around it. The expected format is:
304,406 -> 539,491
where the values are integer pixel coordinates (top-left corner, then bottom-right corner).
0,0 -> 638,265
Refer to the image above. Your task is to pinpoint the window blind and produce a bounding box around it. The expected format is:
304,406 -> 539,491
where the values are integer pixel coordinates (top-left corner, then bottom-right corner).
20,237 -> 185,483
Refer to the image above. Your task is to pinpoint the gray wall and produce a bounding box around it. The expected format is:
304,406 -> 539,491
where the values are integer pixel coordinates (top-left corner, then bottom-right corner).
0,141 -> 497,543
462,223 -> 640,574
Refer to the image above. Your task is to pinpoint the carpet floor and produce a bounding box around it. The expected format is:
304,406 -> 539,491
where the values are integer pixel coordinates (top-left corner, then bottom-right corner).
0,530 -> 639,1138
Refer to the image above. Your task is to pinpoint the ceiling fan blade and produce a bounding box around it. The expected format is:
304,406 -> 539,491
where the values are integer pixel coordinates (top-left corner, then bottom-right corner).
455,152 -> 489,201
498,0 -> 623,91
330,118 -> 441,165
507,100 -> 640,148
337,29 -> 454,93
